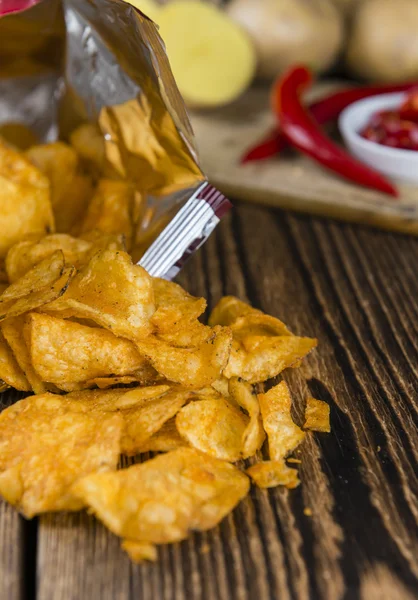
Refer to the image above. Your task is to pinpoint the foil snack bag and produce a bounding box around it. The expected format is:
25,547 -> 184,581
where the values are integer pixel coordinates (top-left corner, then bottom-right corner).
0,0 -> 231,279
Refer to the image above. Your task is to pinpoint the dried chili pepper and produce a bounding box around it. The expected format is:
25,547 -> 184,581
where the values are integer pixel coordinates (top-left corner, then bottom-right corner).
275,66 -> 398,197
242,80 -> 418,164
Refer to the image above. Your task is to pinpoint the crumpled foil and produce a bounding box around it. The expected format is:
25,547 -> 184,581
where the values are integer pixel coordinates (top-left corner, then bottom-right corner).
0,0 -> 231,279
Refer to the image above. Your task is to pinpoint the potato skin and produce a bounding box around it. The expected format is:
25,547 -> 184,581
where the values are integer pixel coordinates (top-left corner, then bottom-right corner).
346,0 -> 418,82
226,0 -> 344,80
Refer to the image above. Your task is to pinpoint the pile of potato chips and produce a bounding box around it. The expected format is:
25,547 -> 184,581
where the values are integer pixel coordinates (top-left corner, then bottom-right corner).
0,136 -> 330,563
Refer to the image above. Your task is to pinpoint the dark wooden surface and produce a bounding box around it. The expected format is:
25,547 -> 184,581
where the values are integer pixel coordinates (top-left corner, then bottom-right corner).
1,203 -> 418,600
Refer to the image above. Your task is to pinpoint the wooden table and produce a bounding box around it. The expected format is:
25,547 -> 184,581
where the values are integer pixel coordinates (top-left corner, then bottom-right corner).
1,203 -> 418,600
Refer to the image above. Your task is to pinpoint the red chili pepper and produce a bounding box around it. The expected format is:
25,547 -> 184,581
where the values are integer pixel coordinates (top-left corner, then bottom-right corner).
275,66 -> 398,197
242,81 -> 418,164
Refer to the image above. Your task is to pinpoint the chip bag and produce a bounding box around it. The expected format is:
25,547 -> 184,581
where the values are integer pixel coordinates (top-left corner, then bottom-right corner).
0,0 -> 230,279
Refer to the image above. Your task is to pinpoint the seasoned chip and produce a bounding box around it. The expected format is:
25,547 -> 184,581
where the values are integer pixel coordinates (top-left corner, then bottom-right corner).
209,296 -> 292,336
79,230 -> 126,253
246,461 -> 300,489
6,234 -> 93,282
0,331 -> 30,391
224,335 -> 317,383
24,313 -> 150,387
151,278 -> 206,331
228,378 -> 265,459
156,320 -> 213,348
176,397 -> 247,462
0,252 -> 75,322
79,180 -> 134,249
303,397 -> 330,433
25,142 -> 93,233
43,249 -> 155,340
138,418 -> 188,453
0,393 -> 123,517
258,382 -> 305,461
71,448 -> 250,547
136,326 -> 232,388
64,385 -> 190,455
1,316 -> 46,393
1,250 -> 64,303
122,540 -> 157,563
85,375 -> 154,390
0,141 -> 54,258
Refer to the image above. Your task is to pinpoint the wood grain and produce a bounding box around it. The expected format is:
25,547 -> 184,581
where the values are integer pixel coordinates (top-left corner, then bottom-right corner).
2,204 -> 418,599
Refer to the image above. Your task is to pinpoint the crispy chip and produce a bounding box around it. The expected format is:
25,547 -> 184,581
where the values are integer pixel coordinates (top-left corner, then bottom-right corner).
71,448 -> 249,545
1,316 -> 46,393
151,278 -> 206,331
228,378 -> 265,459
85,375 -> 153,390
156,321 -> 213,348
0,141 -> 54,258
0,393 -> 123,517
5,234 -> 93,282
224,336 -> 317,383
0,331 -> 30,391
122,540 -> 157,563
209,296 -> 292,336
176,397 -> 248,462
25,142 -> 93,233
303,398 -> 330,433
24,313 -> 150,387
136,326 -> 232,388
79,180 -> 134,249
64,385 -> 190,455
79,230 -> 126,253
258,382 -> 306,461
246,461 -> 300,489
138,418 -> 188,453
1,249 -> 64,302
43,249 -> 155,340
0,252 -> 75,322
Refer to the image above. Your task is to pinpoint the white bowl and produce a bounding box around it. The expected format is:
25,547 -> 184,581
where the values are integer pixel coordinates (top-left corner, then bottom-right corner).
339,92 -> 418,185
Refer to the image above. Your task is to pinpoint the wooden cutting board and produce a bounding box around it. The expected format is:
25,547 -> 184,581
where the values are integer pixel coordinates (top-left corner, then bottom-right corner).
191,85 -> 418,235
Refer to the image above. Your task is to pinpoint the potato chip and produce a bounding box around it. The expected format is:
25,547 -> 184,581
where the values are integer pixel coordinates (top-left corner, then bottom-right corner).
258,382 -> 305,461
151,278 -> 206,331
24,313 -> 150,387
0,393 -> 123,517
0,141 -> 54,258
136,326 -> 232,388
5,234 -> 93,282
0,250 -> 64,303
79,230 -> 126,253
157,321 -> 213,348
138,418 -> 188,453
79,180 -> 134,249
85,375 -> 154,390
0,122 -> 39,150
209,296 -> 292,336
71,448 -> 250,546
0,252 -> 75,322
25,142 -> 93,233
228,378 -> 265,459
43,249 -> 155,340
0,331 -> 30,391
64,385 -> 190,455
70,124 -> 106,172
1,317 -> 46,393
303,397 -> 330,433
176,397 -> 248,462
224,335 -> 317,383
121,540 -> 157,563
246,461 -> 300,489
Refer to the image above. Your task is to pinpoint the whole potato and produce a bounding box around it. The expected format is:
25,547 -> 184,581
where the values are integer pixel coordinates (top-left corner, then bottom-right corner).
346,0 -> 418,82
226,0 -> 344,80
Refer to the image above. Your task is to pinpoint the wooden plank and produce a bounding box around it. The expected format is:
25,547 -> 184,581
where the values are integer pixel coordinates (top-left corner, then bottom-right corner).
35,205 -> 418,599
0,390 -> 29,600
191,87 -> 418,236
